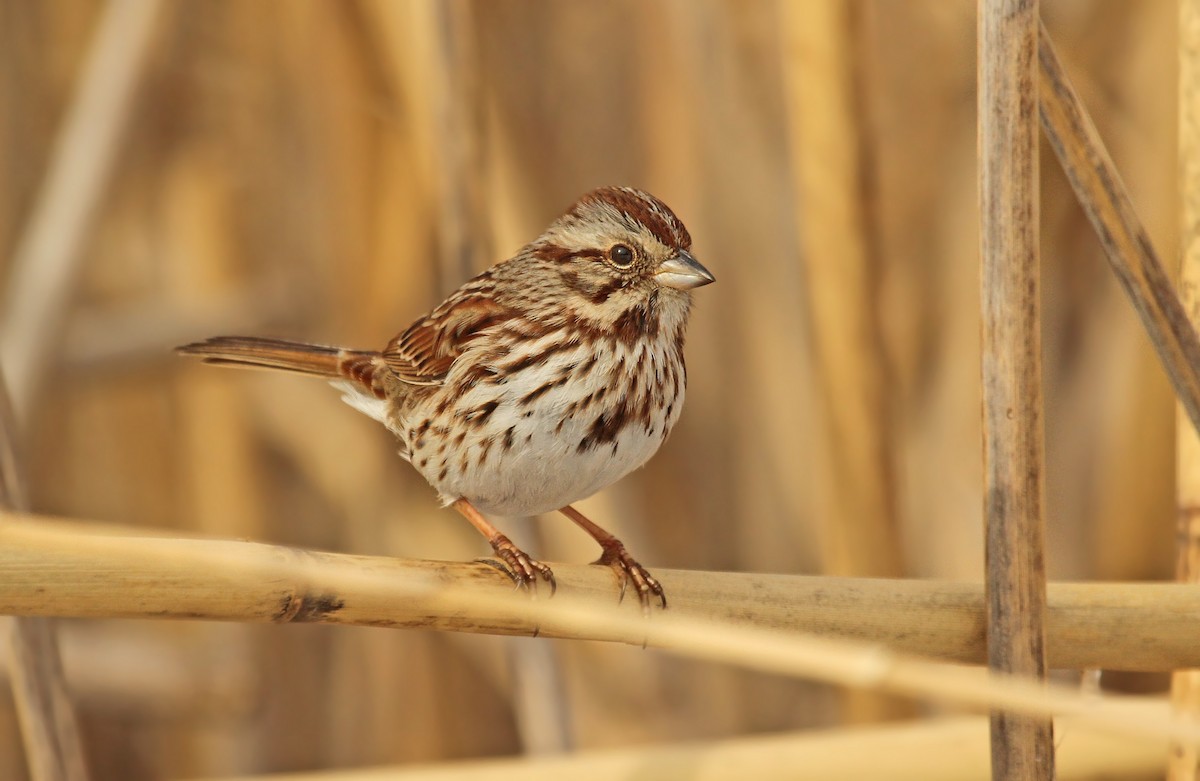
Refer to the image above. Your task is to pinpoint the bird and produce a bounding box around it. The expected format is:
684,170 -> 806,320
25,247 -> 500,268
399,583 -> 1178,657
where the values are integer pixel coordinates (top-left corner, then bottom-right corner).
177,186 -> 714,608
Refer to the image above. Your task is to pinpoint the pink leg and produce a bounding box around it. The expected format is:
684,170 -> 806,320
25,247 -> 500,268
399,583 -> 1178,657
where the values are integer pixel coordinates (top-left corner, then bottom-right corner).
558,505 -> 666,610
454,498 -> 555,595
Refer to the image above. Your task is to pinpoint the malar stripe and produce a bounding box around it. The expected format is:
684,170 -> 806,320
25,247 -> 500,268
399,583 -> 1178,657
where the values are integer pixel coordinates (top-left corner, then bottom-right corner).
612,301 -> 660,346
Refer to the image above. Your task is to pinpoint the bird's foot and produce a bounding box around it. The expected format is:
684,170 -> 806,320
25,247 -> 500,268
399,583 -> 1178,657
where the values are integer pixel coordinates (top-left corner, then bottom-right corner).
595,542 -> 667,613
484,533 -> 556,596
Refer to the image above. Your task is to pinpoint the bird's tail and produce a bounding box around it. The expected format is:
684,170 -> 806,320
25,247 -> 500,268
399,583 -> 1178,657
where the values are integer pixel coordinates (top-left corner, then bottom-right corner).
176,335 -> 388,386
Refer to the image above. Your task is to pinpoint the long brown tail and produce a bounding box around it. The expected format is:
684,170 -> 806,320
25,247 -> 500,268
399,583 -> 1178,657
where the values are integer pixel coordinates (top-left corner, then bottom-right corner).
176,336 -> 347,375
176,337 -> 388,397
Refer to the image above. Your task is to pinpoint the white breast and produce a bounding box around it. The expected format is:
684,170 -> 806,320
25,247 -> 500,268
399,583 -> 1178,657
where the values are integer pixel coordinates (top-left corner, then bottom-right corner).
402,336 -> 685,517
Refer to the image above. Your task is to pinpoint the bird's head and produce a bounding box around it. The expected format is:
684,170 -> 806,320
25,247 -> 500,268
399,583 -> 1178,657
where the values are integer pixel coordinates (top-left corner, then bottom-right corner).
531,187 -> 714,316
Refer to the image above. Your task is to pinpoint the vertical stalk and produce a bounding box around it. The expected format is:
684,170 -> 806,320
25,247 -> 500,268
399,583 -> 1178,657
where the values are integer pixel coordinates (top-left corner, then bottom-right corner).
978,1 -> 1055,778
780,0 -> 902,581
780,0 -> 908,725
1170,1 -> 1200,778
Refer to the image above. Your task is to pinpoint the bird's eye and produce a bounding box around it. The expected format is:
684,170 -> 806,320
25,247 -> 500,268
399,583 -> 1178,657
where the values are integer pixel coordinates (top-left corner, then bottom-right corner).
609,244 -> 635,267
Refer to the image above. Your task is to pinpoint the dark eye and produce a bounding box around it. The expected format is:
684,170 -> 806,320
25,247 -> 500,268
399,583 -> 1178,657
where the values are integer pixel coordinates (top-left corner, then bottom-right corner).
609,244 -> 635,267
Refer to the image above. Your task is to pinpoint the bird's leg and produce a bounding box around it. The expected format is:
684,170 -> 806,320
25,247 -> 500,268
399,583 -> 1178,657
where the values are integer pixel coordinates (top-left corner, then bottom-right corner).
558,505 -> 666,610
453,498 -> 556,595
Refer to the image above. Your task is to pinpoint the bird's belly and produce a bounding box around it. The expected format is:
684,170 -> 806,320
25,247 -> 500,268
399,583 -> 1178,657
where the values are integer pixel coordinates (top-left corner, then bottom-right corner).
461,420 -> 663,516
405,347 -> 683,517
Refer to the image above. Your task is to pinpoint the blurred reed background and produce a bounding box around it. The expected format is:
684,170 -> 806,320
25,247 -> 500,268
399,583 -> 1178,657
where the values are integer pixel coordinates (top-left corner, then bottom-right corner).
0,1 -> 1181,778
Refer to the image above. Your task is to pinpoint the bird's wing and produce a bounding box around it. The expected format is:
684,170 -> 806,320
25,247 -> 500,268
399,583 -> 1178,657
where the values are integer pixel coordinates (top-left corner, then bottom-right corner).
382,287 -> 515,385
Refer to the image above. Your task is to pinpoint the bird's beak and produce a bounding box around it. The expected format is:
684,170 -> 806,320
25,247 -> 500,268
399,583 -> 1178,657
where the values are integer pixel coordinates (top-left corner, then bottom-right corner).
654,250 -> 715,290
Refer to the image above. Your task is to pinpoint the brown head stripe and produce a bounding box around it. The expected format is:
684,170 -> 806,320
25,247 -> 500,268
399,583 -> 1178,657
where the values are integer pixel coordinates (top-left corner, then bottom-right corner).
570,187 -> 692,250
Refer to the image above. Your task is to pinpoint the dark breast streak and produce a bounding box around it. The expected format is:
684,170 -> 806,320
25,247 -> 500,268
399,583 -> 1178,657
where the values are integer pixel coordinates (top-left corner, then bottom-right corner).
572,321 -> 686,455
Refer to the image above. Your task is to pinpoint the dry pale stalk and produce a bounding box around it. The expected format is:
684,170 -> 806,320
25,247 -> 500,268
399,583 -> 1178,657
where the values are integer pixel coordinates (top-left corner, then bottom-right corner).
6,516 -> 1200,746
5,518 -> 1200,745
187,706 -> 1171,781
1170,2 -> 1200,779
9,516 -> 1200,671
979,0 -> 1055,778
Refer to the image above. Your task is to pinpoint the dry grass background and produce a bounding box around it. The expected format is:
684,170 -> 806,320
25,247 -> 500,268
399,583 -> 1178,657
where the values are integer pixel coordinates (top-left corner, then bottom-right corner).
0,1 -> 1183,778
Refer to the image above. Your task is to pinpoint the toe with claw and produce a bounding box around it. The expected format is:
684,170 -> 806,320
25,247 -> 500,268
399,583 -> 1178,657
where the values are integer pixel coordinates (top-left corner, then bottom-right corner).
454,498 -> 556,596
596,542 -> 667,612
488,534 -> 557,596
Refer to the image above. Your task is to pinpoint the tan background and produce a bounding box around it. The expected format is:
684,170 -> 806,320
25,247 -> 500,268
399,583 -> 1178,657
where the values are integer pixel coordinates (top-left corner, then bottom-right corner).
0,1 -> 1180,778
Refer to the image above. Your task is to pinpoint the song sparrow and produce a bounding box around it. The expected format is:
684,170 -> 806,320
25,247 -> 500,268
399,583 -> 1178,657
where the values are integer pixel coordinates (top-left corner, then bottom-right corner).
178,186 -> 713,608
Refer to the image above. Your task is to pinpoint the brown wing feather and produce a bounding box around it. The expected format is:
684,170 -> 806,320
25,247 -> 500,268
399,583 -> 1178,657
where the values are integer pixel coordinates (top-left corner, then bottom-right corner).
382,291 -> 515,384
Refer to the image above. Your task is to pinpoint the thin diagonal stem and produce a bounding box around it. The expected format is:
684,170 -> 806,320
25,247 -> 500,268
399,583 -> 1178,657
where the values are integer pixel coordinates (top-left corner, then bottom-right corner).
1038,19 -> 1200,436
